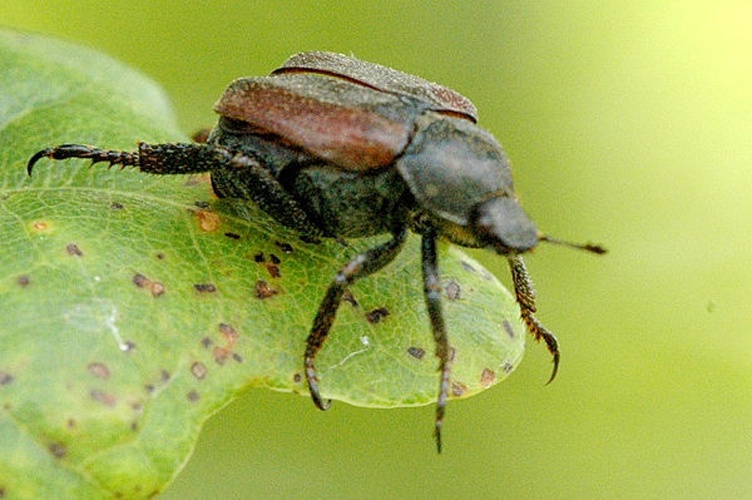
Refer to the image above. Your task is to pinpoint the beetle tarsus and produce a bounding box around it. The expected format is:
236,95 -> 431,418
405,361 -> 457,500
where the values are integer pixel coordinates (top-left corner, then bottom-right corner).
508,255 -> 561,384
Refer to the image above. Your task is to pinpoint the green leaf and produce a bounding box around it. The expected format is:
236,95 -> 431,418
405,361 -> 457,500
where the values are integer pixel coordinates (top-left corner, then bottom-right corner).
0,29 -> 525,497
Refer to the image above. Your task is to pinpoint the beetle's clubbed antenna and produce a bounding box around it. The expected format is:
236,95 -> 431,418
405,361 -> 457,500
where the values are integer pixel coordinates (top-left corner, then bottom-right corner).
539,234 -> 607,255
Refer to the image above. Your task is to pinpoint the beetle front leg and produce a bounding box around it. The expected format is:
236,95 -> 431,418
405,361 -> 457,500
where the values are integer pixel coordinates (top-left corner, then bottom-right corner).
421,228 -> 451,454
507,255 -> 560,384
304,227 -> 408,411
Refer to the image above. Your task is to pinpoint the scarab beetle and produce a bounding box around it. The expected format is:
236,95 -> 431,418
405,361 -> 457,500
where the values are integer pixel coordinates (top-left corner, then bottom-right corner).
28,51 -> 604,452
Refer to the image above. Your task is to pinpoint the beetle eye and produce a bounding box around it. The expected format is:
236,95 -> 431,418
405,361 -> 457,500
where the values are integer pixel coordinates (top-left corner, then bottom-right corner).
470,197 -> 539,254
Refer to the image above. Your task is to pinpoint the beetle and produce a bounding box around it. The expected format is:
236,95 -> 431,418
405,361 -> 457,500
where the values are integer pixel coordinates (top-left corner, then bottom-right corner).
27,51 -> 605,452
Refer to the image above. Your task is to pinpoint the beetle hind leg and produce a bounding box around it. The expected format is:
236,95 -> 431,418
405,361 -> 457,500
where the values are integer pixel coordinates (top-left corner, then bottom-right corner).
507,255 -> 560,384
304,228 -> 408,411
420,228 -> 451,453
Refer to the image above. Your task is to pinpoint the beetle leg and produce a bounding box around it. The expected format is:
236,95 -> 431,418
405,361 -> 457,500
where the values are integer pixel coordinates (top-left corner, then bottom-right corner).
421,227 -> 451,454
507,255 -> 560,384
305,227 -> 408,411
27,142 -> 324,240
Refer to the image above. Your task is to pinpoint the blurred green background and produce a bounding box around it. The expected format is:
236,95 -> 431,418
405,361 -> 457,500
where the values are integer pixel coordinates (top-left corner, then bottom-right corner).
4,1 -> 750,498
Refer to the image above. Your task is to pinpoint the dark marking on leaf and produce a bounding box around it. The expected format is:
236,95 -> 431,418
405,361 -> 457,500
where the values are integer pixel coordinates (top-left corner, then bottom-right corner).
187,390 -> 200,402
269,253 -> 281,265
16,275 -> 30,287
155,252 -> 165,260
342,290 -> 359,307
201,336 -> 213,349
481,368 -> 496,387
275,241 -> 294,253
444,279 -> 461,300
110,201 -> 124,210
219,323 -> 239,345
67,418 -> 77,429
449,347 -> 456,362
49,442 -> 67,459
460,260 -> 476,273
90,389 -> 117,407
451,381 -> 468,397
253,252 -> 265,263
407,346 -> 426,359
255,280 -> 278,299
194,200 -> 211,209
213,347 -> 231,365
66,243 -> 83,257
502,362 -> 514,374
144,384 -> 155,394
161,369 -> 170,382
191,362 -> 207,380
132,273 -> 165,297
365,307 -> 390,324
87,362 -> 110,379
194,283 -> 217,293
224,232 -> 241,240
196,209 -> 220,232
232,353 -> 244,363
293,372 -> 302,383
131,421 -> 139,432
0,372 -> 14,386
502,320 -> 516,338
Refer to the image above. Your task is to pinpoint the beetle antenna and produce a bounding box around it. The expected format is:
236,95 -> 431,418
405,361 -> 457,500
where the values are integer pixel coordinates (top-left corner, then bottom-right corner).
539,235 -> 607,255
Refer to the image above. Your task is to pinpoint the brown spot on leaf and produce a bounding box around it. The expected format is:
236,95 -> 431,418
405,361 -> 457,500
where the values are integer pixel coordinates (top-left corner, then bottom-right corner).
196,210 -> 220,232
16,275 -> 30,287
219,323 -> 239,346
155,252 -> 165,260
110,201 -> 124,210
225,232 -> 241,240
32,221 -> 48,231
90,389 -> 117,407
269,253 -> 281,265
191,362 -> 207,380
342,290 -> 359,307
66,243 -> 83,257
66,418 -> 77,429
213,347 -> 231,365
254,280 -> 278,299
365,307 -> 390,324
444,280 -> 461,300
132,273 -> 165,297
407,346 -> 426,359
49,442 -> 67,459
194,283 -> 217,293
451,382 -> 468,397
187,390 -> 200,402
481,368 -> 496,387
293,372 -> 302,383
87,362 -> 110,379
0,372 -> 14,386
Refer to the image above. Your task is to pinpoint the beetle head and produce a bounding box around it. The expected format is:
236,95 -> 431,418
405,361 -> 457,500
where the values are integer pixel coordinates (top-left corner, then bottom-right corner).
471,196 -> 607,256
470,196 -> 539,255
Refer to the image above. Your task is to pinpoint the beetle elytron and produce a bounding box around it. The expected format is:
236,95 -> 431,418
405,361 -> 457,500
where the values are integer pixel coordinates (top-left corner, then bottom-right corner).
28,51 -> 605,452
